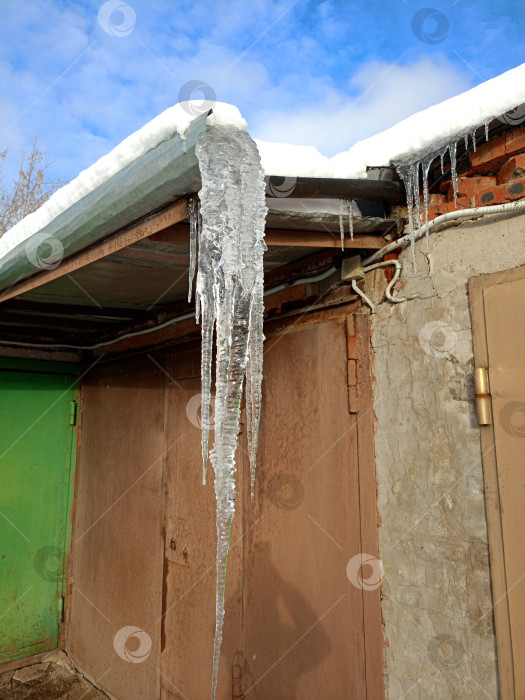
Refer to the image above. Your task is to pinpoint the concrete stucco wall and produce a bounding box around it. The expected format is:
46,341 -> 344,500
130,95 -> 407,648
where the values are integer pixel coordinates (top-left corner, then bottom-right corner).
371,210 -> 525,699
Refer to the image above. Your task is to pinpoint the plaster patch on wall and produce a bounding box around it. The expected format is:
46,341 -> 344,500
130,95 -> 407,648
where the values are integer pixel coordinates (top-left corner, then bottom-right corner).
371,211 -> 525,699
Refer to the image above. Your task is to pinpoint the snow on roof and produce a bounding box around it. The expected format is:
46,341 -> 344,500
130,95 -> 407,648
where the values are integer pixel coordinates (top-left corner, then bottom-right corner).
2,61 -> 525,260
332,61 -> 525,175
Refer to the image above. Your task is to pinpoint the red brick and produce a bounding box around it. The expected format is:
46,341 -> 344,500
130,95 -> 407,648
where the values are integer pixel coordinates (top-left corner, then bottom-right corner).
505,126 -> 525,157
449,176 -> 497,206
428,201 -> 456,221
470,134 -> 507,174
383,252 -> 398,282
475,177 -> 525,207
428,193 -> 447,206
498,154 -> 525,184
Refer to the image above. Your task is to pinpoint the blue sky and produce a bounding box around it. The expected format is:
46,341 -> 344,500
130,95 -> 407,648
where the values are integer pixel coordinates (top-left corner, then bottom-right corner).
1,0 -> 525,184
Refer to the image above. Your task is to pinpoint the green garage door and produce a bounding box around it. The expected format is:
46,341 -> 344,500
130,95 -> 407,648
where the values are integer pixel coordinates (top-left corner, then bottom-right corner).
0,363 -> 77,665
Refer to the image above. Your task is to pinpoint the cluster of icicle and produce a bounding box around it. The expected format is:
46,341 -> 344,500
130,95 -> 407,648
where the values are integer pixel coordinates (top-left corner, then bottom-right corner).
189,124 -> 267,700
395,122 -> 490,269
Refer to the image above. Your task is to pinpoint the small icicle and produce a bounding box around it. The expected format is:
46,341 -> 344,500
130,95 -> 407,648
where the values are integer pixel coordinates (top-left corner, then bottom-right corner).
421,153 -> 436,243
470,129 -> 477,153
449,141 -> 458,206
440,152 -> 445,175
187,196 -> 198,303
464,133 -> 469,150
396,164 -> 417,270
485,122 -> 490,142
338,199 -> 345,250
347,200 -> 354,241
412,161 -> 422,233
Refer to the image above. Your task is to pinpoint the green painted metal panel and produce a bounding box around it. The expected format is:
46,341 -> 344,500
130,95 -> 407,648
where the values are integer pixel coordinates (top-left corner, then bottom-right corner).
0,368 -> 77,664
0,357 -> 80,375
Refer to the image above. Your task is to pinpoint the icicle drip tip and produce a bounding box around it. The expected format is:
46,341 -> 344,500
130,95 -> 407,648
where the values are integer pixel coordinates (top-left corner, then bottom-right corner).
187,195 -> 199,303
485,122 -> 489,141
338,199 -> 345,250
195,125 -> 267,700
470,129 -> 477,152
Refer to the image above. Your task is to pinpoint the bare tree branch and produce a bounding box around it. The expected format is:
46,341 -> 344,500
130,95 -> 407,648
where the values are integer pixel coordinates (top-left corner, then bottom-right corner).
0,135 -> 65,236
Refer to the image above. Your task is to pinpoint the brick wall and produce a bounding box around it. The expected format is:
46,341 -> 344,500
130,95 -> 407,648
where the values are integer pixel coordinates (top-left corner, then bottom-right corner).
427,125 -> 525,220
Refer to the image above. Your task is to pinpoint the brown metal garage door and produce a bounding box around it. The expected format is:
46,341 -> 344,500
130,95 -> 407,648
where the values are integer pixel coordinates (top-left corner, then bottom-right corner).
161,310 -> 383,699
68,308 -> 383,700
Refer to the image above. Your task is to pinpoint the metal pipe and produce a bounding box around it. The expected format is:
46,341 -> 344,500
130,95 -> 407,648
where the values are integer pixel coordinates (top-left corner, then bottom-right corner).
363,199 -> 525,266
351,279 -> 375,310
362,260 -> 414,303
2,266 -> 340,350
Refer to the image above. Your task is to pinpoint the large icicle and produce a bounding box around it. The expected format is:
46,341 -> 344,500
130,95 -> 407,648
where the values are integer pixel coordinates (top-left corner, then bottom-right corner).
195,125 -> 267,700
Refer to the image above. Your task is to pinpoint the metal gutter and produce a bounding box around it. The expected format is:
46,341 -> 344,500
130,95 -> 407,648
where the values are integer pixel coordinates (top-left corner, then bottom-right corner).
265,176 -> 403,203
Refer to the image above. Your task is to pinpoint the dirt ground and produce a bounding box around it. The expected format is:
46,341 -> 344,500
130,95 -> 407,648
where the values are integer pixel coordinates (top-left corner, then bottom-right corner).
0,652 -> 108,700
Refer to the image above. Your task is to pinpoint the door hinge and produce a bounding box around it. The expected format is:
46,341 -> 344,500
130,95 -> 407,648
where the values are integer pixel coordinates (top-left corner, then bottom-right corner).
474,367 -> 492,425
57,595 -> 64,624
69,400 -> 78,426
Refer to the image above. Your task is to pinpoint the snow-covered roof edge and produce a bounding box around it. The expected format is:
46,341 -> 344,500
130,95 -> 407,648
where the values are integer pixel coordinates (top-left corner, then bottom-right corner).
257,62 -> 525,180
3,61 -> 525,264
331,61 -> 525,176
